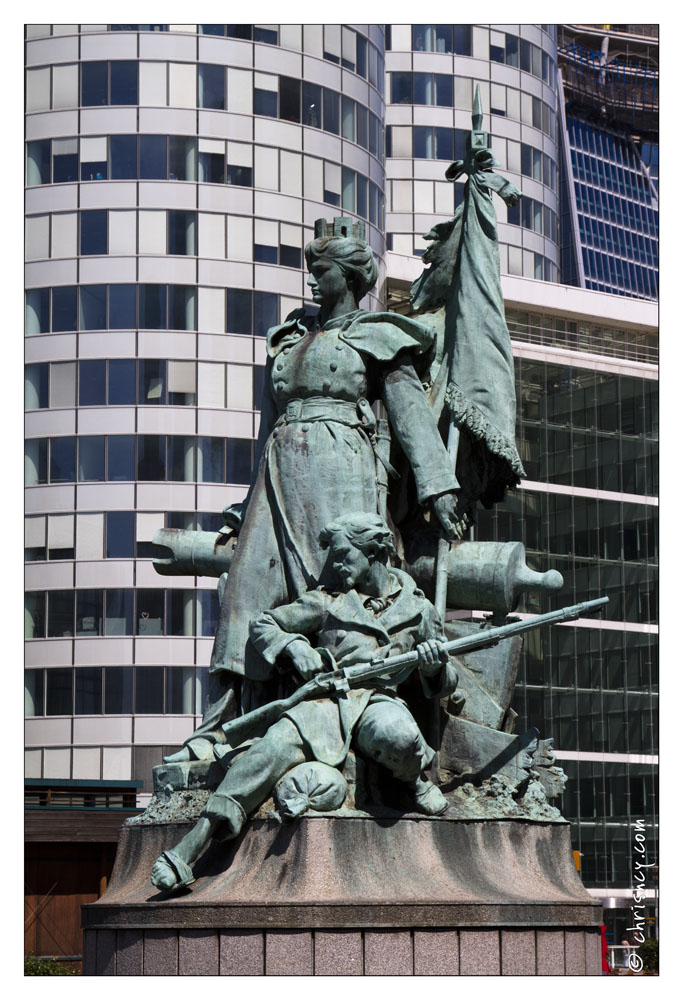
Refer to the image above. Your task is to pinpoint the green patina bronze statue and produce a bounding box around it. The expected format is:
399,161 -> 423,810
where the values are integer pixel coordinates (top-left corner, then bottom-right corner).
152,512 -> 457,891
165,217 -> 470,764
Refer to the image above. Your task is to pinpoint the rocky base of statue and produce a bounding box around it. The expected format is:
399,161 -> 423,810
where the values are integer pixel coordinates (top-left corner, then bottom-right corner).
82,812 -> 602,976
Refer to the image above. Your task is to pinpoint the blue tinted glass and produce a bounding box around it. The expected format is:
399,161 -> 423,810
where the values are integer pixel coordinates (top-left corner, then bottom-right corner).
323,88 -> 339,134
75,666 -> 102,710
435,74 -> 452,106
108,284 -> 137,329
254,292 -> 278,335
199,152 -> 224,183
253,89 -> 277,116
227,289 -> 251,334
106,511 -> 135,558
80,210 -> 107,255
391,72 -> 411,104
138,359 -> 166,405
110,135 -> 137,179
226,165 -> 252,186
45,667 -> 73,707
453,25 -> 471,55
490,44 -> 504,63
26,140 -> 51,185
357,175 -> 368,218
357,106 -> 368,148
226,439 -> 252,484
199,438 -> 225,483
199,24 -> 225,35
356,34 -> 367,76
434,127 -> 454,160
108,359 -> 137,404
104,663 -> 133,703
79,284 -> 106,330
168,285 -> 196,331
50,436 -> 76,482
413,126 -> 430,158
52,286 -> 78,331
53,153 -> 78,183
254,26 -> 277,44
81,158 -> 107,181
79,360 -> 107,406
413,73 -> 430,105
302,82 -> 321,127
505,33 -> 519,66
198,64 -> 225,109
227,25 -> 251,39
137,435 -> 166,480
25,363 -> 49,408
110,61 -> 138,104
254,244 -> 277,264
78,435 -> 105,481
81,61 -> 108,105
107,435 -> 135,481
26,288 -> 50,334
139,284 -> 167,329
139,135 -> 167,179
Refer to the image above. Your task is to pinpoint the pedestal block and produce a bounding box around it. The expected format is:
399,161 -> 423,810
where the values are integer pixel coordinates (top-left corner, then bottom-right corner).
82,815 -> 602,975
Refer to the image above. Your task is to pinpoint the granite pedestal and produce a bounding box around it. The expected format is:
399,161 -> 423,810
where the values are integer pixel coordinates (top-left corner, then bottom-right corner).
82,814 -> 602,975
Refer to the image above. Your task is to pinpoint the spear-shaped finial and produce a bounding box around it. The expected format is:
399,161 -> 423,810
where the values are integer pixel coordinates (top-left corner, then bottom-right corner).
472,84 -> 483,132
468,84 -> 488,152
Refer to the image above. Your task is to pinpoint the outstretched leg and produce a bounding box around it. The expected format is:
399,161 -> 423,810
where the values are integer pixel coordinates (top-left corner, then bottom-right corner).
151,718 -> 306,890
354,700 -> 448,815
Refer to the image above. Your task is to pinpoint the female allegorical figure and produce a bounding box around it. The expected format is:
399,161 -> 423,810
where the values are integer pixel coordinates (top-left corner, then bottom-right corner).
168,218 -> 464,761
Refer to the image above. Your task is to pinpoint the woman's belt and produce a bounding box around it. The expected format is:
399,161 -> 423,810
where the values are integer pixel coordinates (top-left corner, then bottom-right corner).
276,397 -> 372,428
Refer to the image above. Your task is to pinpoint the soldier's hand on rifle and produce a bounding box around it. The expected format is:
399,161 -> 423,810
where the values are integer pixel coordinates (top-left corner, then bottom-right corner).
416,639 -> 450,676
287,639 -> 325,681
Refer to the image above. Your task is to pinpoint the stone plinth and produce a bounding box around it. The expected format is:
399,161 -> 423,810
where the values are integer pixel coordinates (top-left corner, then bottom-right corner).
82,815 -> 602,975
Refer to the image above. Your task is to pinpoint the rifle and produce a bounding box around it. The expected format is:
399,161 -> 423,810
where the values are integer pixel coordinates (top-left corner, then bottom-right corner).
215,596 -> 608,754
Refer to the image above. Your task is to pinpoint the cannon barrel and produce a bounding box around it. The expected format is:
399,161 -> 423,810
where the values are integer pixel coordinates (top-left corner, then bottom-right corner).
152,528 -> 236,578
154,530 -> 562,618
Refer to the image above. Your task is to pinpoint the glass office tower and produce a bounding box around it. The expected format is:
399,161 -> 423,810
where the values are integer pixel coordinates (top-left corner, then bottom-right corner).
25,23 -> 657,958
557,25 -> 658,299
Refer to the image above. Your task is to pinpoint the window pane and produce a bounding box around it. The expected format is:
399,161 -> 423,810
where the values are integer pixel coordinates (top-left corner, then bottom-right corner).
79,284 -> 107,330
75,667 -> 102,713
106,510 -> 135,558
110,134 -> 137,179
104,666 -> 133,712
227,288 -> 252,334
391,72 -> 411,104
166,666 -> 196,713
323,88 -> 339,134
25,669 -> 44,716
107,359 -> 136,405
198,64 -> 225,109
168,436 -> 196,481
137,434 -> 166,480
169,135 -> 196,181
226,164 -> 252,186
45,668 -> 73,715
226,439 -> 252,484
109,284 -> 137,329
52,285 -> 78,331
25,439 -> 47,486
76,589 -> 103,637
50,436 -> 75,483
107,435 -> 135,481
197,590 -> 220,637
27,140 -> 51,186
279,76 -> 300,123
26,288 -> 50,334
80,210 -> 107,255
168,285 -> 196,331
81,61 -> 108,106
199,151 -> 225,183
302,82 -> 321,127
253,88 -> 277,117
136,592 -> 165,637
105,590 -> 134,636
78,435 -> 105,482
110,61 -> 138,104
25,592 -> 46,639
135,665 -> 165,711
139,134 -> 167,179
254,291 -> 278,335
139,284 -> 167,329
47,590 -> 75,637
79,359 -> 107,406
198,437 -> 225,482
168,210 -> 196,255
25,363 -> 49,409
138,359 -> 166,405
